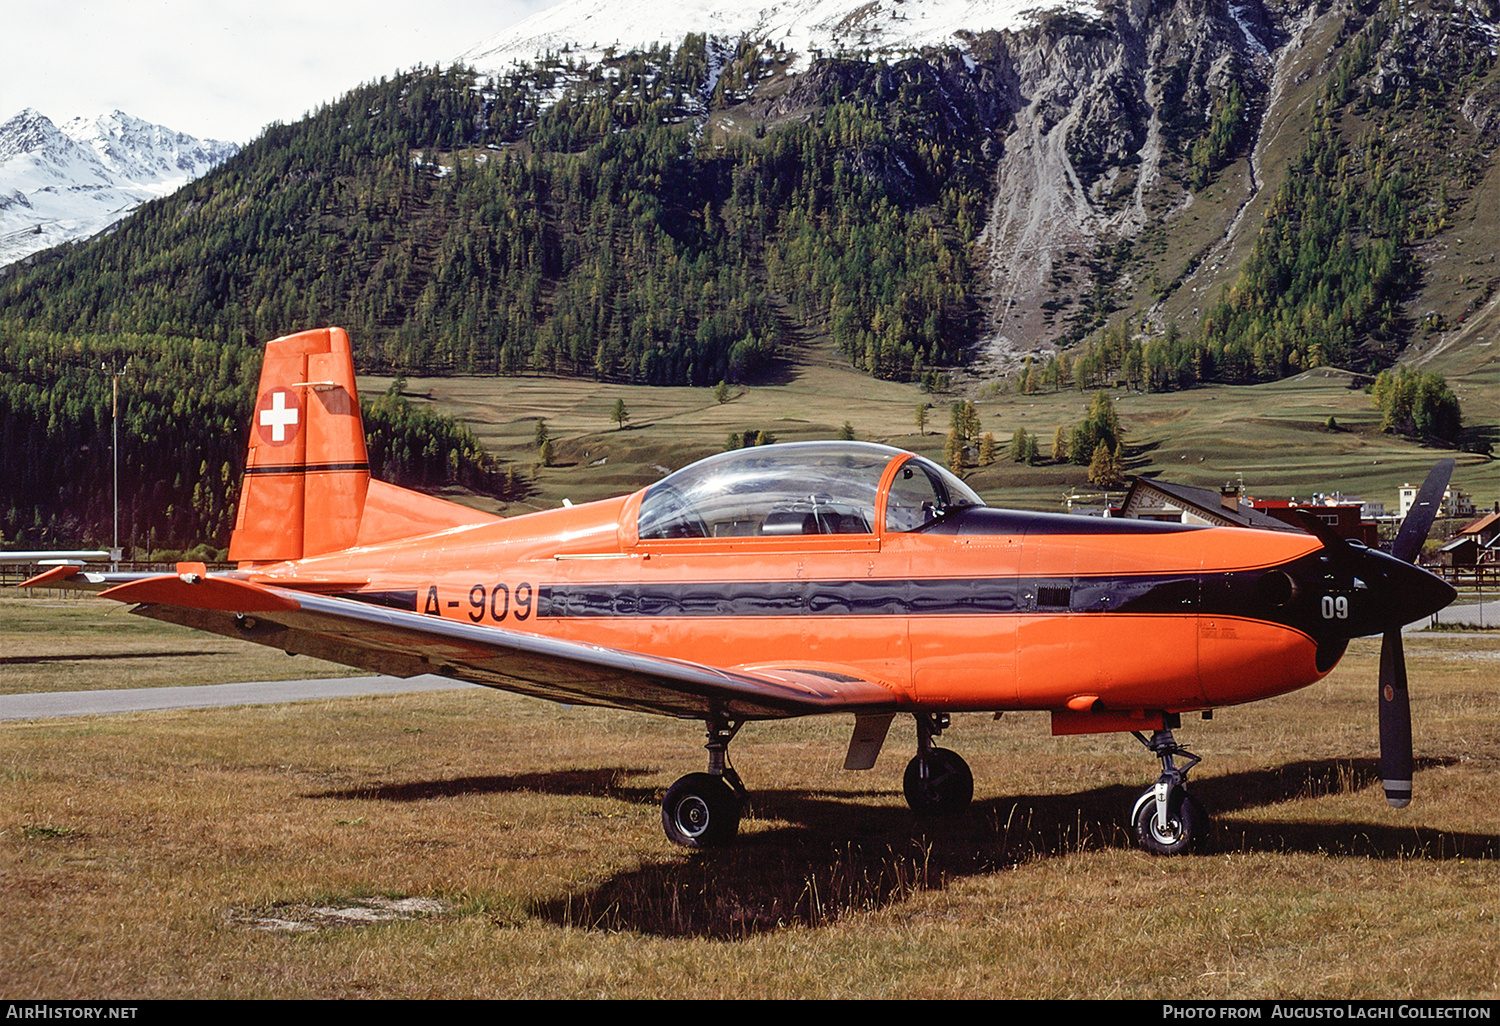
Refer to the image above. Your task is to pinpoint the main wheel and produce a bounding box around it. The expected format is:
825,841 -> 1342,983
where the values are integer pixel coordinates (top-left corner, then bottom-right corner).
1132,788 -> 1207,856
903,748 -> 974,815
661,772 -> 743,848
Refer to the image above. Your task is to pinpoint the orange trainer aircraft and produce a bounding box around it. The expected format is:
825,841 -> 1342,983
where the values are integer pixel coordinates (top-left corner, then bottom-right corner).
26,328 -> 1458,854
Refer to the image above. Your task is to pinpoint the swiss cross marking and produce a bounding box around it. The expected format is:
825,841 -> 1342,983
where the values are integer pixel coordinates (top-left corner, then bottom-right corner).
256,388 -> 301,446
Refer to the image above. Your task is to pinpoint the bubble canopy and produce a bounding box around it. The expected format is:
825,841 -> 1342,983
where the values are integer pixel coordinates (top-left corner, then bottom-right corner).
636,441 -> 984,541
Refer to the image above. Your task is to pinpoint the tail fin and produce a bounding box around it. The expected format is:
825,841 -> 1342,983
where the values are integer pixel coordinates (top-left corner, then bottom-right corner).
228,328 -> 369,562
228,327 -> 493,565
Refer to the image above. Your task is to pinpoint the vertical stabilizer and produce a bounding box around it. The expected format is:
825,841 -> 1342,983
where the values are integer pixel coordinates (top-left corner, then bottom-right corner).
228,328 -> 370,563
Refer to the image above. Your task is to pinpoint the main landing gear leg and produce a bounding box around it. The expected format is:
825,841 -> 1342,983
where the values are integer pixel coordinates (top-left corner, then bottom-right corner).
1130,727 -> 1209,855
661,718 -> 747,849
903,712 -> 974,815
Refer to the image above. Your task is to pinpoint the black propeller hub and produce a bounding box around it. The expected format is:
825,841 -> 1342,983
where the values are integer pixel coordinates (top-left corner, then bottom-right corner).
1299,543 -> 1456,641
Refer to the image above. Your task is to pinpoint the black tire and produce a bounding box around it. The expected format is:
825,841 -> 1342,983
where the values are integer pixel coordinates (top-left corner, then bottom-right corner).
661,772 -> 742,848
1132,788 -> 1207,856
903,748 -> 974,815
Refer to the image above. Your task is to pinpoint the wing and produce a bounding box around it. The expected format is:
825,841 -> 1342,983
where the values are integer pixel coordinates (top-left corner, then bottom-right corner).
22,566 -> 899,720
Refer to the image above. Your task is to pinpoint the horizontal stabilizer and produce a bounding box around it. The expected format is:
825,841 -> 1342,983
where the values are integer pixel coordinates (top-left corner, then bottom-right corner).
100,574 -> 300,612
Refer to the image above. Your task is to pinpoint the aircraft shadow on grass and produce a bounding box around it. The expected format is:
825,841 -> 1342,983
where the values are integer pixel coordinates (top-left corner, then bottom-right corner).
311,755 -> 1495,940
0,650 -> 226,664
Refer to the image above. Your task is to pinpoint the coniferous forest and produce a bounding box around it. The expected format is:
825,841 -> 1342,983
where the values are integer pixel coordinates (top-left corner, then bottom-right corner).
0,329 -> 509,555
2,38 -> 990,553
1,40 -> 984,386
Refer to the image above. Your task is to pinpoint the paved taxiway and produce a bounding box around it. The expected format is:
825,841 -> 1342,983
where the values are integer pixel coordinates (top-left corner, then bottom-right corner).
0,675 -> 471,721
1428,597 -> 1500,629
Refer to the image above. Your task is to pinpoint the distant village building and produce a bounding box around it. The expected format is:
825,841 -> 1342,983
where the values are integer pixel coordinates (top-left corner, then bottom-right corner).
1436,535 -> 1480,567
1307,491 -> 1385,522
1439,511 -> 1500,567
1398,483 -> 1474,520
1463,511 -> 1500,546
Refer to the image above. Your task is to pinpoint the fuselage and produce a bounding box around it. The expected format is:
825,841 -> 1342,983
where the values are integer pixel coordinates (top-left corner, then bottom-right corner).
248,444 -> 1346,730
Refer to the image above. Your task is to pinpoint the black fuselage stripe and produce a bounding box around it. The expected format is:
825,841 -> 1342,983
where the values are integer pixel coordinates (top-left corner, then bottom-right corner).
346,558 -> 1333,641
539,573 -> 1258,621
244,463 -> 370,476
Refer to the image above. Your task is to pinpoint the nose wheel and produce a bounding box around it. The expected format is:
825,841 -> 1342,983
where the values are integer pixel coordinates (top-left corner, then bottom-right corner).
1130,728 -> 1209,855
904,747 -> 974,814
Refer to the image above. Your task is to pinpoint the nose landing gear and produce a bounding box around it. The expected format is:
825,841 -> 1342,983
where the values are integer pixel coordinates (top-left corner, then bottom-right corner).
903,712 -> 974,815
1130,728 -> 1209,855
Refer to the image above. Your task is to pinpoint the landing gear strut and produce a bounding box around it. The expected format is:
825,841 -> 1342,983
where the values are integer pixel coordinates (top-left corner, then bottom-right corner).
661,719 -> 748,848
903,712 -> 973,815
1130,728 -> 1208,855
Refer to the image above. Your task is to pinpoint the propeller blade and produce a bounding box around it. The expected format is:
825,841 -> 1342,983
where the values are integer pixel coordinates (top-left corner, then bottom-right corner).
1374,458 -> 1452,808
1392,458 -> 1454,564
1378,628 -> 1413,808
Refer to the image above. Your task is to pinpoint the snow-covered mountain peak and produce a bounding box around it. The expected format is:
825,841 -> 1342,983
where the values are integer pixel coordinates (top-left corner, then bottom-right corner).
0,109 -> 238,268
458,0 -> 1097,77
0,109 -> 74,164
59,110 -> 236,188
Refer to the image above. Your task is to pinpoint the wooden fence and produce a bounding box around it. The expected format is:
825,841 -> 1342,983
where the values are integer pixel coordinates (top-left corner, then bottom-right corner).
1430,564 -> 1499,589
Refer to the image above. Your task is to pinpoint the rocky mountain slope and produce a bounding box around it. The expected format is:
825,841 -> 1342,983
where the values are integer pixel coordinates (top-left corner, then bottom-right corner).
454,0 -> 1498,389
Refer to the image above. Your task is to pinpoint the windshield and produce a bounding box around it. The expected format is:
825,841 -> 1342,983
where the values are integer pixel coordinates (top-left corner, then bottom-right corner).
884,455 -> 984,532
638,442 -> 902,540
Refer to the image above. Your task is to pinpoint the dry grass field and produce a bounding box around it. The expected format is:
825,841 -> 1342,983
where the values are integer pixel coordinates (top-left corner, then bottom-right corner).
3,345 -> 1493,999
1,593 -> 1495,999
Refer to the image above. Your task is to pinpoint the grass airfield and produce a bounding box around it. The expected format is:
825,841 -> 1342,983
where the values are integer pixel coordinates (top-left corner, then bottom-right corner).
3,350 -> 1496,998
0,597 -> 350,695
1,597 -> 1496,999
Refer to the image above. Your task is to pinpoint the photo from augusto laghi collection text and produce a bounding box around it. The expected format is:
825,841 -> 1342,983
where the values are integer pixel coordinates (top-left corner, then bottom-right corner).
1162,1006 -> 1493,1020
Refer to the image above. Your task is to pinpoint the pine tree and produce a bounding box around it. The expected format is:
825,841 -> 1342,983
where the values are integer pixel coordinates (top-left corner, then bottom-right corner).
1087,441 -> 1125,488
1009,427 -> 1028,463
1087,441 -> 1116,487
944,429 -> 967,476
978,432 -> 997,466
